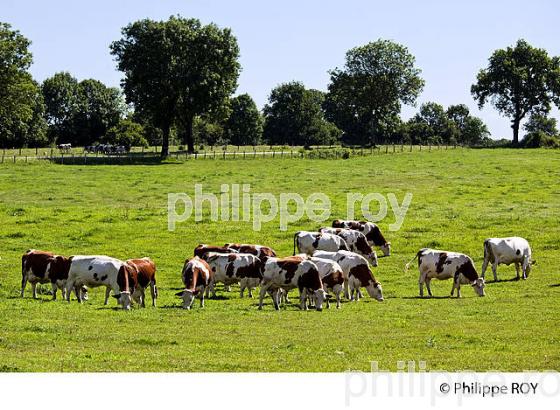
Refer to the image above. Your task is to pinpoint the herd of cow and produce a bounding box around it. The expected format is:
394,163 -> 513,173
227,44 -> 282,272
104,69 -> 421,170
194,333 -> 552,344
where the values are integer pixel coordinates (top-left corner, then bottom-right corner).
19,219 -> 535,311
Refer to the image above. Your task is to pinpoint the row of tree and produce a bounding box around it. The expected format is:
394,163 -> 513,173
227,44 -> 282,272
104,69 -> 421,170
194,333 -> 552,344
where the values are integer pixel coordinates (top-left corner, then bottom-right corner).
2,18 -> 560,154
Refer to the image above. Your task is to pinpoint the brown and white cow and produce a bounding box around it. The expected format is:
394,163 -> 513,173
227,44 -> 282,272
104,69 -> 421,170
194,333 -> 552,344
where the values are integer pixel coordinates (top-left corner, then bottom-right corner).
332,220 -> 391,256
405,248 -> 485,298
175,256 -> 213,309
312,250 -> 384,302
64,255 -> 137,309
258,256 -> 327,311
224,243 -> 277,261
319,228 -> 378,266
309,256 -> 345,309
21,249 -> 87,300
126,257 -> 158,307
293,231 -> 349,255
194,244 -> 238,259
204,252 -> 263,298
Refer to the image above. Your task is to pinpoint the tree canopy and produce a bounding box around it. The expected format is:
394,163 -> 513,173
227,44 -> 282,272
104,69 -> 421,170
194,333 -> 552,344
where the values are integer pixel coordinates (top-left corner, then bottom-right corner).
472,39 -> 560,144
224,94 -> 263,146
324,39 -> 424,145
110,15 -> 240,156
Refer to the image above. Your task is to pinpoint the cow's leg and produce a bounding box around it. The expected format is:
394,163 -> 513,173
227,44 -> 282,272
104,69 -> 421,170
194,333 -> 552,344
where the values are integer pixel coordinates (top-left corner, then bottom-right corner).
299,289 -> 308,311
454,281 -> 461,298
31,282 -> 38,299
491,261 -> 499,281
418,274 -> 425,298
343,280 -> 350,300
481,257 -> 489,279
357,289 -> 363,299
273,289 -> 281,310
514,263 -> 521,280
150,282 -> 157,307
64,280 -> 74,303
21,275 -> 27,297
140,288 -> 146,308
51,282 -> 58,300
104,287 -> 111,305
425,279 -> 433,297
248,287 -> 254,298
211,282 -> 217,298
199,291 -> 205,308
61,285 -> 67,300
74,286 -> 82,303
258,282 -> 272,310
239,280 -> 245,298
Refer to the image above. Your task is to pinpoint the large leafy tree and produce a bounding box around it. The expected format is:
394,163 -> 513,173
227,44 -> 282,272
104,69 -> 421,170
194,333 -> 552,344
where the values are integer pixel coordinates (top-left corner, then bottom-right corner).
42,73 -> 124,145
263,82 -> 340,147
224,94 -> 263,146
111,16 -> 240,157
324,39 -> 424,145
0,22 -> 47,148
472,39 -> 560,144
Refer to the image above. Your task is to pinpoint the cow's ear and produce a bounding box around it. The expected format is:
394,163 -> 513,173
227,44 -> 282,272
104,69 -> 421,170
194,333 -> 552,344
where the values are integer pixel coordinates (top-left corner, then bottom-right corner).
175,291 -> 185,297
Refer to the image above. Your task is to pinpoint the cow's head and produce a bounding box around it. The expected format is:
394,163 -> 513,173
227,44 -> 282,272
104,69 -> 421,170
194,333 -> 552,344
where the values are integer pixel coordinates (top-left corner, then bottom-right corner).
313,288 -> 328,311
380,242 -> 391,257
367,251 -> 378,267
365,281 -> 384,301
112,291 -> 132,310
472,278 -> 486,296
175,289 -> 200,310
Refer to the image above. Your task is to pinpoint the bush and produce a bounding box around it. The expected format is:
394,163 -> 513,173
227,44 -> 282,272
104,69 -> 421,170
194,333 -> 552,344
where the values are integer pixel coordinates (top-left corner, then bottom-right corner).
521,131 -> 560,148
105,119 -> 148,149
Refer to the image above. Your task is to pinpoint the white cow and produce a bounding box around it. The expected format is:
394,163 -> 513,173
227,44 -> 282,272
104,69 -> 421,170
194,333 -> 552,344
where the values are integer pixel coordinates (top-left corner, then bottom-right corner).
482,237 -> 534,281
405,248 -> 485,298
312,250 -> 384,302
64,255 -> 135,309
293,231 -> 349,255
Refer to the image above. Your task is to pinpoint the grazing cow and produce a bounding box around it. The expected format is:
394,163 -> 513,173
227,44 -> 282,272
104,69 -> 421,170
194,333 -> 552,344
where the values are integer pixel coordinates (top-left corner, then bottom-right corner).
204,252 -> 263,298
481,237 -> 534,281
293,231 -> 349,255
175,256 -> 213,309
309,256 -> 345,309
64,255 -> 137,309
320,228 -> 378,266
405,248 -> 485,298
21,249 -> 87,300
259,256 -> 327,311
224,243 -> 277,260
57,143 -> 71,153
126,257 -> 158,307
332,220 -> 391,256
312,250 -> 384,302
194,244 -> 237,259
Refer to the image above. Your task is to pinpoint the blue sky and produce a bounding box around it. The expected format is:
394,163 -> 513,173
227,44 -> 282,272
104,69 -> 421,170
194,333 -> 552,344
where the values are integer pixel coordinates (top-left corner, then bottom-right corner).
4,0 -> 560,139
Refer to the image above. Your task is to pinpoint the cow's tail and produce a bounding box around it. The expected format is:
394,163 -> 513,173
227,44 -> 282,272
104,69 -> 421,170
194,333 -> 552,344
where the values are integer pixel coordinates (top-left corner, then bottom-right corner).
483,239 -> 492,263
293,232 -> 300,256
404,252 -> 420,271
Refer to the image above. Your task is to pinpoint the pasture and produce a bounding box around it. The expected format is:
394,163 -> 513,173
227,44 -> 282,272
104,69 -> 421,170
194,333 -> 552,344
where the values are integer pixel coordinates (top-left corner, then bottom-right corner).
0,148 -> 559,372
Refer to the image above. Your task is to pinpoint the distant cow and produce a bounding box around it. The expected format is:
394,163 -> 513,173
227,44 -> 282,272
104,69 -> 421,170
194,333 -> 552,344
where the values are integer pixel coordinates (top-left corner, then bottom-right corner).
194,244 -> 237,259
204,252 -> 263,298
405,248 -> 485,298
21,249 -> 86,300
332,220 -> 391,256
320,228 -> 378,266
224,243 -> 276,260
57,143 -> 71,153
64,255 -> 137,309
482,237 -> 534,281
293,231 -> 349,255
259,256 -> 327,311
126,257 -> 158,307
176,256 -> 213,309
312,250 -> 384,302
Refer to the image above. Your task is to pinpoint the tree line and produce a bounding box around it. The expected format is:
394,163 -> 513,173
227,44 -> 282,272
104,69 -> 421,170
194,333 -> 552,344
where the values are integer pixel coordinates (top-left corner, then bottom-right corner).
2,18 -> 560,156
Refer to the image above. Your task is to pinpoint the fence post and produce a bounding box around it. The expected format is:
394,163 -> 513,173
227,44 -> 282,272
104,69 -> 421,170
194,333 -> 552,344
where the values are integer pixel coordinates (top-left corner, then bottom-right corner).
385,145 -> 388,154
393,143 -> 395,153
429,143 -> 431,151
14,155 -> 16,163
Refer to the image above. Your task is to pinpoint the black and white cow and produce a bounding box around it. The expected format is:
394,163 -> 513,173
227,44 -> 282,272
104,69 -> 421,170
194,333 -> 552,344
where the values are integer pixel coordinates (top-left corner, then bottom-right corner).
258,256 -> 327,311
319,228 -> 378,266
312,250 -> 384,302
204,252 -> 263,298
332,220 -> 391,256
293,231 -> 349,255
309,256 -> 345,309
406,248 -> 485,298
482,237 -> 534,281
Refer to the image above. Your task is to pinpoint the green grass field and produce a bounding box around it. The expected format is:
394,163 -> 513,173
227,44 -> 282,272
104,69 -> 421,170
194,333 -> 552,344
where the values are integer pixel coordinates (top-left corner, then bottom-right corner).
0,148 -> 559,372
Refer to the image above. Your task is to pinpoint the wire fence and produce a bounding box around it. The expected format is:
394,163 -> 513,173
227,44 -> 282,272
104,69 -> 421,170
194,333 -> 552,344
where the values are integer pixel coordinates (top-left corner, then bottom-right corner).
0,143 -> 465,165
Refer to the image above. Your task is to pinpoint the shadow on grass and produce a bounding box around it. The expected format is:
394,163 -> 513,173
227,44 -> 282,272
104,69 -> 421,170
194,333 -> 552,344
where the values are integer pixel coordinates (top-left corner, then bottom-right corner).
400,295 -> 452,300
49,154 -> 186,166
549,283 -> 560,288
487,277 -> 521,283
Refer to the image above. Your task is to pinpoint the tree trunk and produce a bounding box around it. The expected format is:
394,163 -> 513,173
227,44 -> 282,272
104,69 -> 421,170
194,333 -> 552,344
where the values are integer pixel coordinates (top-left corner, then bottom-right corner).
181,116 -> 195,153
161,124 -> 170,159
512,118 -> 520,145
